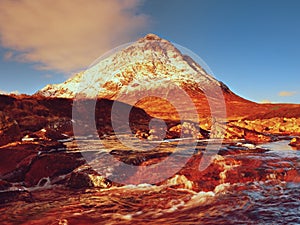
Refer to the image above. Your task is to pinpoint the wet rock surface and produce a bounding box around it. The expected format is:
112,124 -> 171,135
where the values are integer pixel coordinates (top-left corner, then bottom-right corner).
289,137 -> 300,149
66,166 -> 112,189
0,129 -> 299,225
1,137 -> 299,193
24,152 -> 84,187
127,145 -> 299,192
0,141 -> 84,187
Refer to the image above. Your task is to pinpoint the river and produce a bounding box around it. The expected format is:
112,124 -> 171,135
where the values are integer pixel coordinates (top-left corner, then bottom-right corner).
0,139 -> 299,224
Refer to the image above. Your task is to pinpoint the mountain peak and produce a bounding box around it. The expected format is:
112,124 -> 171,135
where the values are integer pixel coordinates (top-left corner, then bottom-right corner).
140,33 -> 162,41
37,34 -> 223,99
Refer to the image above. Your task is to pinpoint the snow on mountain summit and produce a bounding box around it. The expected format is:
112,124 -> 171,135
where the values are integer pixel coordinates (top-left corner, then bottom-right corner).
37,33 -> 223,99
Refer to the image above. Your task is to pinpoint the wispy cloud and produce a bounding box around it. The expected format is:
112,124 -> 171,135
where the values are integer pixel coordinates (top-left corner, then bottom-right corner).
260,99 -> 272,103
0,0 -> 148,74
3,51 -> 13,61
278,91 -> 297,97
0,90 -> 19,95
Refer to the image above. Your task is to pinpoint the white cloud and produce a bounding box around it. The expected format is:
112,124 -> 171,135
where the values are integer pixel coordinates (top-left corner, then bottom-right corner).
0,90 -> 19,95
260,99 -> 272,103
278,91 -> 297,97
0,90 -> 8,95
0,0 -> 148,74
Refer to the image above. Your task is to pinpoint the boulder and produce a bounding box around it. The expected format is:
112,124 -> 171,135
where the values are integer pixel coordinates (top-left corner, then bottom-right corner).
24,152 -> 85,187
0,141 -> 82,186
211,121 -> 276,143
167,122 -> 205,139
67,167 -> 111,189
22,128 -> 71,142
17,115 -> 48,133
165,174 -> 194,190
244,129 -> 274,144
0,112 -> 22,146
47,117 -> 73,136
135,130 -> 149,139
0,147 -> 37,182
289,137 -> 300,149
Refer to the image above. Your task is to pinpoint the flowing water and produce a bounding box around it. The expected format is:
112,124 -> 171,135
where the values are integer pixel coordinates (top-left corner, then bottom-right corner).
0,139 -> 299,224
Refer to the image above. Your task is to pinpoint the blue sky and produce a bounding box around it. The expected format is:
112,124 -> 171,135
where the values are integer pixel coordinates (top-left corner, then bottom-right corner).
0,0 -> 299,103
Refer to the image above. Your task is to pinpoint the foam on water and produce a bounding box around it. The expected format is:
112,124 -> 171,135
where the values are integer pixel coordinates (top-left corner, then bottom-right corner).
1,138 -> 299,224
258,140 -> 295,151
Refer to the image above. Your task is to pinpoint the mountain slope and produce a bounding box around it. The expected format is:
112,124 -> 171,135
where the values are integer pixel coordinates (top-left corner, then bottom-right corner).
37,34 -> 260,121
38,34 -> 221,96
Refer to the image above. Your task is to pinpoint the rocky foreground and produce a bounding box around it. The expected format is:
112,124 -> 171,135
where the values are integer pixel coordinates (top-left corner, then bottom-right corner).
0,94 -> 300,203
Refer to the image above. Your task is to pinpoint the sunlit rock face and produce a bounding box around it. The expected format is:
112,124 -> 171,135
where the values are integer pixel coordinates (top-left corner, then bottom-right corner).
230,117 -> 300,136
37,33 -> 257,122
36,34 -> 300,128
37,33 -> 221,99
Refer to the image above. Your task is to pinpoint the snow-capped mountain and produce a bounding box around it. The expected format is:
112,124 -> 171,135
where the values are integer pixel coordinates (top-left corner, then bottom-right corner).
37,33 -> 254,121
37,34 -> 225,99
